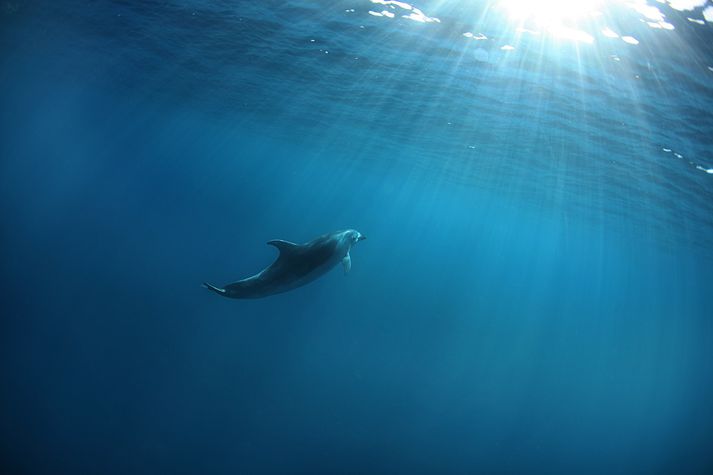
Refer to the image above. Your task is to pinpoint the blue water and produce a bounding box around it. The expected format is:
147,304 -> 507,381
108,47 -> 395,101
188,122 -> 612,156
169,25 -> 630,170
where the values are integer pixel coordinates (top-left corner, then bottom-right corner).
2,1 -> 713,473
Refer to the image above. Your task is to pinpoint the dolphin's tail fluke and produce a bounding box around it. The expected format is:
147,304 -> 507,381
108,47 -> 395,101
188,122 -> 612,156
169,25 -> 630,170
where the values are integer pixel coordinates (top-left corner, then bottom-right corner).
203,282 -> 227,296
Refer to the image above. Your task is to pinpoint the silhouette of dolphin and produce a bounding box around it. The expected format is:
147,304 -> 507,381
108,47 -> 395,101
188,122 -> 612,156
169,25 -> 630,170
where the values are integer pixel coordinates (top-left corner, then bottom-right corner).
203,229 -> 366,299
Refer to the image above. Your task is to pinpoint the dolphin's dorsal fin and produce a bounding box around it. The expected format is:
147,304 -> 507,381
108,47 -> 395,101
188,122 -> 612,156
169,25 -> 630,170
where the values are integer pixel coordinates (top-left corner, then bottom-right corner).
342,251 -> 351,274
267,239 -> 299,257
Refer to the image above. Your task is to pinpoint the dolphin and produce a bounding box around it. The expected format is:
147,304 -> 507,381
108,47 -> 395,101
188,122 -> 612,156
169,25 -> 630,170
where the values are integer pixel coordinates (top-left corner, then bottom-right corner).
203,229 -> 366,299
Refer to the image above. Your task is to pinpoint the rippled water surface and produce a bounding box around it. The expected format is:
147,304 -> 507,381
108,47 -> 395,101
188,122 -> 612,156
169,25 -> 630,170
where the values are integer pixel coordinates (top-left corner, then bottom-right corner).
1,1 -> 713,474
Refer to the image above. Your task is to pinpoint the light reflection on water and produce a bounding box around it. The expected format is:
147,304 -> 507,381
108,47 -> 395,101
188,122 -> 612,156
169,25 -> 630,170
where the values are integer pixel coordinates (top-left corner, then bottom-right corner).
363,0 -> 713,178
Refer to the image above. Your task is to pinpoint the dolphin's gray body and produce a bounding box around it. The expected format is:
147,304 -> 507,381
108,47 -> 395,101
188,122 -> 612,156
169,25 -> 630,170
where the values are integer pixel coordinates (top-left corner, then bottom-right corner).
204,229 -> 366,299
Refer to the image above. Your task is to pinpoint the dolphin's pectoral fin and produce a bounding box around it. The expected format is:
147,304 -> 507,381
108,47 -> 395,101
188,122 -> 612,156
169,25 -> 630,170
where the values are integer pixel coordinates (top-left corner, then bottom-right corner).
267,239 -> 299,257
342,252 -> 351,274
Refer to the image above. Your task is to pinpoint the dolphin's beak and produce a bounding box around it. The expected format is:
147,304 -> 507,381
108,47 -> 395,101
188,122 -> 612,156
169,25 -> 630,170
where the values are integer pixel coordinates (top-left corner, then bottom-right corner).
358,235 -> 367,241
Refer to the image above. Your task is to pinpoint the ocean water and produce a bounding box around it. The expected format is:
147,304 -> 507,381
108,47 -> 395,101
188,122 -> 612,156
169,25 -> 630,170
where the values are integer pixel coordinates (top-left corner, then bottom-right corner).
1,0 -> 713,473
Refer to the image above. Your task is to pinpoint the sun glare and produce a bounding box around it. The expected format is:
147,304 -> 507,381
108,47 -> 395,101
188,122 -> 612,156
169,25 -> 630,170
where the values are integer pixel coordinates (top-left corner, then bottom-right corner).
495,0 -> 629,43
499,0 -> 607,26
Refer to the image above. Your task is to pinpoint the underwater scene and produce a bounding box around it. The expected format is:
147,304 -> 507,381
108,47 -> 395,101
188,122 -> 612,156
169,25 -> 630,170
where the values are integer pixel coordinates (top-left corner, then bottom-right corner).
1,0 -> 713,473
